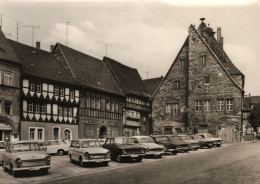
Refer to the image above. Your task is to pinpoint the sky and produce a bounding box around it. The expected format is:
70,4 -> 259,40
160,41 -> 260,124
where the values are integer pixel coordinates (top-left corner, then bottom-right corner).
0,0 -> 259,96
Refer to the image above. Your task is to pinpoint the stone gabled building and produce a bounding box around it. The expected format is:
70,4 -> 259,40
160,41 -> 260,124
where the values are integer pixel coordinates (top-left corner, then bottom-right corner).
152,18 -> 244,142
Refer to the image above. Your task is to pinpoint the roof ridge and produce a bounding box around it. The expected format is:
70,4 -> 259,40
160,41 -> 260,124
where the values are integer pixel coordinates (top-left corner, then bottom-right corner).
104,56 -> 137,70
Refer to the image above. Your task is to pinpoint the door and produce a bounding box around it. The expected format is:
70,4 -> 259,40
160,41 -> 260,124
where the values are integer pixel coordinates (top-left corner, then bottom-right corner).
3,131 -> 10,142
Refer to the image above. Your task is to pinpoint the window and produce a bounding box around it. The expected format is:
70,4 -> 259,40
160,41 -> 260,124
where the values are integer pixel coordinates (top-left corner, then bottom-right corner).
29,127 -> 44,141
68,108 -> 73,117
54,86 -> 59,96
226,99 -> 233,111
4,102 -> 12,115
35,83 -> 41,92
217,99 -> 224,111
173,103 -> 179,114
86,97 -> 90,108
115,103 -> 119,113
38,129 -> 43,140
106,101 -> 110,112
4,71 -> 14,86
70,89 -> 74,98
0,100 -> 2,114
111,102 -> 115,112
28,102 -> 33,112
41,105 -> 46,114
30,128 -> 35,140
63,107 -> 68,116
91,98 -> 95,109
204,100 -> 210,111
201,55 -> 206,66
180,60 -> 185,68
60,88 -> 64,96
64,129 -> 72,140
53,127 -> 60,140
29,81 -> 35,91
96,99 -> 101,110
166,104 -> 171,114
58,106 -> 63,116
34,104 -> 39,113
174,81 -> 179,90
204,76 -> 210,85
195,100 -> 202,112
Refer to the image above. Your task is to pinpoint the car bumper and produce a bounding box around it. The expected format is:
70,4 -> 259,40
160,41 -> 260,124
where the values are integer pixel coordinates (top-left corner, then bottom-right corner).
83,159 -> 111,163
145,151 -> 164,157
121,154 -> 145,159
178,147 -> 190,152
201,143 -> 214,147
13,165 -> 51,171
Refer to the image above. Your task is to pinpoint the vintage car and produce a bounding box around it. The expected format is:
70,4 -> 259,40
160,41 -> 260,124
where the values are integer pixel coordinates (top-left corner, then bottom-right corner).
68,139 -> 111,167
2,141 -> 50,177
132,136 -> 164,158
102,137 -> 146,162
196,133 -> 223,147
165,135 -> 191,152
191,135 -> 214,148
175,135 -> 200,150
0,141 -> 7,165
42,140 -> 70,155
151,135 -> 178,155
98,139 -> 106,146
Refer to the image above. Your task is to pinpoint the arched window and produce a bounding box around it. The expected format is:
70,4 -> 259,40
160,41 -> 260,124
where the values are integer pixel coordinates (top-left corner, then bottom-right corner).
64,129 -> 72,140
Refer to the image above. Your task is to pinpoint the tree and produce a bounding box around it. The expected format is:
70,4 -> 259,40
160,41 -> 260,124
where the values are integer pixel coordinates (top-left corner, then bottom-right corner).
249,102 -> 260,132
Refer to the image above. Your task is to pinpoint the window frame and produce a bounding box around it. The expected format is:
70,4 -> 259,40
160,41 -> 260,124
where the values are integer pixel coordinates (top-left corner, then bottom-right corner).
195,100 -> 202,112
204,100 -> 211,111
3,71 -> 14,86
217,99 -> 224,111
174,81 -> 180,90
28,127 -> 45,142
226,99 -> 233,111
4,101 -> 12,115
204,76 -> 210,85
201,55 -> 206,66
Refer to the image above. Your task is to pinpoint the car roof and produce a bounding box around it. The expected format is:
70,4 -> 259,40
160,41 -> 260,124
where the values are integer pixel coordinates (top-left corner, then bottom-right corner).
131,136 -> 152,139
8,140 -> 38,144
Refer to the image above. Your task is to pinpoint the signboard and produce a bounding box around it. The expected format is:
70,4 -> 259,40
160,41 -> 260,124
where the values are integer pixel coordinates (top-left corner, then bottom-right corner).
81,119 -> 99,125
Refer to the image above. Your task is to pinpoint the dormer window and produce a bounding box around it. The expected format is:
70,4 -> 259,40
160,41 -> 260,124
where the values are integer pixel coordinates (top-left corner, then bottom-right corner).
201,55 -> 206,66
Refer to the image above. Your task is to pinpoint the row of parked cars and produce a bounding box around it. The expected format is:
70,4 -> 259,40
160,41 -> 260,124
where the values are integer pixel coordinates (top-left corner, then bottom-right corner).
0,133 -> 223,177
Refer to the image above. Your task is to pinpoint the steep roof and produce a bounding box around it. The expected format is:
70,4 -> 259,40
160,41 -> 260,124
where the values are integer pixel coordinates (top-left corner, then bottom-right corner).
143,76 -> 163,97
104,57 -> 150,98
55,43 -> 124,96
8,39 -> 79,86
0,29 -> 20,64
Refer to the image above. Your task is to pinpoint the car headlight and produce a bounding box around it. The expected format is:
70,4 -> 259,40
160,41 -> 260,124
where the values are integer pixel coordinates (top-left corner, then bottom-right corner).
121,150 -> 126,155
163,147 -> 167,152
106,151 -> 111,158
16,158 -> 22,168
45,156 -> 51,164
85,152 -> 89,158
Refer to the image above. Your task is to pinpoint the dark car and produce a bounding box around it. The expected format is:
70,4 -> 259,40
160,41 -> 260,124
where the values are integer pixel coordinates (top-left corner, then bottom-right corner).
175,135 -> 200,150
191,135 -> 214,148
165,135 -> 191,152
102,137 -> 146,162
151,135 -> 178,155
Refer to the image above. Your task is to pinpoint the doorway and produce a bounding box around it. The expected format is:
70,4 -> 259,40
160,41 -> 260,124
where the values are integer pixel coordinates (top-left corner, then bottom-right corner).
99,126 -> 107,139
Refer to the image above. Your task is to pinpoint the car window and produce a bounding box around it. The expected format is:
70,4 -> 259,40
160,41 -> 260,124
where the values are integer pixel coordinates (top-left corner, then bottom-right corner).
80,140 -> 101,148
115,138 -> 136,144
193,135 -> 203,139
169,136 -> 181,141
61,140 -> 67,144
75,141 -> 80,148
154,136 -> 169,141
139,138 -> 155,143
13,143 -> 40,152
0,142 -> 6,149
71,141 -> 77,147
54,141 -> 62,145
181,136 -> 192,140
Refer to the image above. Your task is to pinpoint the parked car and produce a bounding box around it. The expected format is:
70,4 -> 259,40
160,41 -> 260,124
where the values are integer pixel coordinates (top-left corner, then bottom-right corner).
69,139 -> 111,167
175,135 -> 200,150
42,140 -> 70,156
2,141 -> 51,177
191,135 -> 214,148
132,136 -> 164,158
98,139 -> 106,146
196,133 -> 223,147
0,141 -> 7,165
151,135 -> 178,155
102,137 -> 146,162
165,135 -> 191,152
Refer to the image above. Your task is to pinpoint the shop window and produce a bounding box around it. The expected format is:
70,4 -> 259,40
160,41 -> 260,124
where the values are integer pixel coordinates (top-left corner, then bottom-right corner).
4,71 -> 14,86
4,102 -> 12,115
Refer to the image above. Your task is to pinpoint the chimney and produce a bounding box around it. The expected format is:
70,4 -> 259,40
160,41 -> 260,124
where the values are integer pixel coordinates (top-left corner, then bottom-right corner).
217,27 -> 223,48
50,45 -> 54,52
36,41 -> 40,49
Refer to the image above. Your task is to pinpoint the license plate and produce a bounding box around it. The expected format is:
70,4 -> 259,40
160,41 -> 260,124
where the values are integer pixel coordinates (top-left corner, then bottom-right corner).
29,167 -> 40,171
131,155 -> 138,158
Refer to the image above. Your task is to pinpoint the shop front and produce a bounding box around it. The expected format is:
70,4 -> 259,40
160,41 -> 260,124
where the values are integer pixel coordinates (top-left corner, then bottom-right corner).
123,120 -> 141,137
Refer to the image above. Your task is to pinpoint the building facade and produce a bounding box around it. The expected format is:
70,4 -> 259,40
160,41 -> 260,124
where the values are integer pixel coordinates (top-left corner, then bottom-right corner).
0,29 -> 21,142
152,19 -> 244,142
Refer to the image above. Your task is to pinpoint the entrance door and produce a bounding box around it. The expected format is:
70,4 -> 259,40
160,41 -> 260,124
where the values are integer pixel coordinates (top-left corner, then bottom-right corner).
99,126 -> 107,139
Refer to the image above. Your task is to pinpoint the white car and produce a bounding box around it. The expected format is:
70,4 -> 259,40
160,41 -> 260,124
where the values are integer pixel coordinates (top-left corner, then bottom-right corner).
132,136 -> 165,158
0,141 -> 7,165
196,133 -> 223,147
42,140 -> 70,156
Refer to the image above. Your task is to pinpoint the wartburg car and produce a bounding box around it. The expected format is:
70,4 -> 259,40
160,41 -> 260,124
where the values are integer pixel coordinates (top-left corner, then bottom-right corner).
151,135 -> 178,155
192,135 -> 214,148
42,140 -> 70,156
68,139 -> 111,167
165,135 -> 191,152
102,137 -> 146,162
132,136 -> 164,158
0,141 -> 7,165
2,141 -> 51,177
196,133 -> 223,147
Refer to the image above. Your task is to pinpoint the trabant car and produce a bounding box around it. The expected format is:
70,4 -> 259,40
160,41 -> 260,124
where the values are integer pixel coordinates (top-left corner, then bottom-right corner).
151,135 -> 178,155
196,133 -> 223,147
165,135 -> 191,152
0,141 -> 6,165
2,141 -> 50,177
102,137 -> 146,162
132,136 -> 164,158
69,139 -> 111,167
175,135 -> 200,150
42,140 -> 70,155
191,135 -> 214,148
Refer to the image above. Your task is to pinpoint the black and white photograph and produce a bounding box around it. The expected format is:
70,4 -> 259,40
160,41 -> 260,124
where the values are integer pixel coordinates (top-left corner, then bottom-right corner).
0,0 -> 259,183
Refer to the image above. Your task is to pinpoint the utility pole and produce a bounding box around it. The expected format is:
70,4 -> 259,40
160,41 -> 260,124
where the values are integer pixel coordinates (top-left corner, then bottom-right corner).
23,25 -> 40,46
66,21 -> 70,46
16,23 -> 19,42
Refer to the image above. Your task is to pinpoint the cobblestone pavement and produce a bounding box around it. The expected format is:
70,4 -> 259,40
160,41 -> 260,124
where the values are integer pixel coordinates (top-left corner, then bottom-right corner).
0,143 -> 244,184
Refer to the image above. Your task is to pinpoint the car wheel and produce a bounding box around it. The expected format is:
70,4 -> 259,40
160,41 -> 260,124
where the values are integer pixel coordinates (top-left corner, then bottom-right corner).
217,144 -> 221,147
79,157 -> 84,167
57,150 -> 64,156
116,154 -> 123,163
69,155 -> 74,163
136,158 -> 142,162
11,164 -> 18,177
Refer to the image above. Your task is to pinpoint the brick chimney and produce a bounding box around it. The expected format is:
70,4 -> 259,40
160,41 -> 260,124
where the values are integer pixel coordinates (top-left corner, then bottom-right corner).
50,45 -> 54,52
217,27 -> 223,48
36,41 -> 40,49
